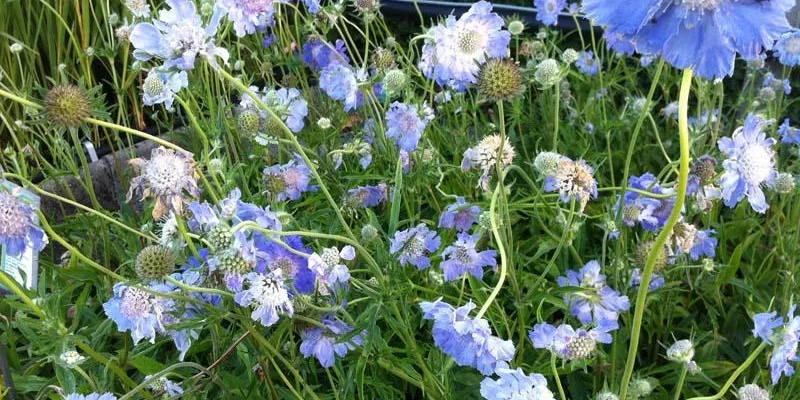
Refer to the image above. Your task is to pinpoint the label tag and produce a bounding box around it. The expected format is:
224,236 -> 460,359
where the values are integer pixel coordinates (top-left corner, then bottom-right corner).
0,180 -> 40,290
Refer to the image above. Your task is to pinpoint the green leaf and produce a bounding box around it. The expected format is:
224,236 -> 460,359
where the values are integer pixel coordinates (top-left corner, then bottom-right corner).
129,355 -> 166,375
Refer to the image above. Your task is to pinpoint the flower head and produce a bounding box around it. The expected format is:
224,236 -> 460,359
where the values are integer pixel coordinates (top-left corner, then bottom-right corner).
462,134 -> 515,191
0,191 -> 47,257
263,154 -> 315,201
582,0 -> 793,79
438,197 -> 480,232
774,30 -> 800,67
130,0 -> 229,70
440,232 -> 497,281
738,384 -> 770,400
308,245 -> 355,295
319,64 -> 361,111
543,157 -> 598,212
385,102 -> 434,152
45,85 -> 91,129
390,224 -> 441,269
629,268 -> 665,292
718,114 -> 777,213
534,0 -> 565,26
480,368 -> 555,400
345,183 -> 388,208
64,393 -> 117,400
530,321 -> 614,360
420,299 -> 515,375
477,59 -> 523,101
234,271 -> 293,327
576,51 -> 600,76
302,38 -> 350,72
300,319 -> 364,367
127,147 -> 200,219
666,339 -> 695,363
778,119 -> 800,145
753,305 -> 800,384
125,0 -> 150,17
557,260 -> 630,326
142,69 -> 187,110
219,0 -> 275,37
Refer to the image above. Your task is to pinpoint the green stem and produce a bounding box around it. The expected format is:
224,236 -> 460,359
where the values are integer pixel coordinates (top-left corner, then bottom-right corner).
552,79 -> 560,151
618,69 -> 694,400
164,276 -> 232,298
551,353 -> 567,400
475,180 -> 506,319
0,88 -> 41,109
118,362 -> 211,400
0,270 -> 46,319
685,342 -> 768,400
72,337 -> 140,393
673,363 -> 688,400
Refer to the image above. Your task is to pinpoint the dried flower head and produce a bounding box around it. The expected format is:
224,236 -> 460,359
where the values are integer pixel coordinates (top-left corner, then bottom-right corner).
462,134 -> 515,191
127,147 -> 200,219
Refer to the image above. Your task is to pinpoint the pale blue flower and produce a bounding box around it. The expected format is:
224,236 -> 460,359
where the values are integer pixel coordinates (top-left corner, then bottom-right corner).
263,87 -> 308,133
385,102 -> 434,152
576,51 -> 599,76
390,224 -> 441,269
300,319 -> 364,367
753,311 -> 783,344
629,268 -> 664,292
219,0 -> 275,37
556,260 -> 630,326
319,64 -> 360,111
346,183 -> 387,208
779,119 -> 800,145
142,69 -> 187,110
64,393 -> 117,400
718,114 -> 777,213
440,233 -> 497,281
234,271 -> 293,327
529,321 -> 615,360
689,229 -> 717,261
0,190 -> 47,257
534,0 -> 565,26
480,368 -> 555,400
263,154 -> 316,201
439,197 -> 480,231
754,305 -> 800,384
774,30 -> 800,67
307,245 -> 355,295
302,38 -> 349,72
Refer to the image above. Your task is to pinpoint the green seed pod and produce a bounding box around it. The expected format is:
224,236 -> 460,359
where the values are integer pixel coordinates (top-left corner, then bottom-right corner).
135,245 -> 176,280
45,85 -> 91,129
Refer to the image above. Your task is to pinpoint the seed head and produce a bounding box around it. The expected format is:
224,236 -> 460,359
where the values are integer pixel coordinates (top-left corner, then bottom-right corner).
635,240 -> 668,271
534,59 -> 561,88
595,392 -> 619,400
216,251 -> 252,274
561,48 -> 579,64
534,151 -> 562,176
207,224 -> 234,251
565,335 -> 596,360
361,225 -> 379,242
382,69 -> 407,93
135,245 -> 176,280
45,85 -> 91,129
630,378 -> 655,397
507,20 -> 525,36
478,59 -> 523,102
759,87 -> 776,102
238,108 -> 262,135
772,172 -> 796,194
691,155 -> 718,184
371,47 -> 396,71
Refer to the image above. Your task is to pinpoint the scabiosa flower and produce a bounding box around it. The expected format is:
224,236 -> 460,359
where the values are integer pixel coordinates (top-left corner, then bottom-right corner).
234,271 -> 293,327
689,229 -> 716,261
439,197 -> 480,231
262,87 -> 308,133
738,384 -> 770,400
218,0 -> 275,37
718,114 -> 777,213
582,0 -> 793,79
529,321 -> 614,360
319,64 -> 361,111
64,393 -> 117,400
629,268 -> 665,292
778,119 -> 800,145
480,368 -> 555,400
557,260 -> 630,326
145,375 -> 184,397
462,134 -> 515,191
420,298 -> 515,375
576,51 -> 599,76
260,235 -> 315,294
418,1 -> 511,90
543,157 -> 598,213
604,30 -> 636,55
666,339 -> 695,364
127,147 -> 200,219
125,0 -> 150,18
263,154 -> 315,201
300,319 -> 364,367
390,224 -> 441,269
774,30 -> 800,67
308,245 -> 354,295
385,102 -> 435,153
534,0 -> 565,26
440,233 -> 497,281
141,69 -> 187,110
345,183 -> 388,208
0,191 -> 47,257
620,173 -> 672,231
753,305 -> 800,384
302,38 -> 350,72
129,0 -> 229,70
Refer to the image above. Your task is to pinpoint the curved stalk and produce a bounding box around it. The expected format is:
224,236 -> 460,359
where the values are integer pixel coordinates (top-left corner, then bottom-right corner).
685,343 -> 768,400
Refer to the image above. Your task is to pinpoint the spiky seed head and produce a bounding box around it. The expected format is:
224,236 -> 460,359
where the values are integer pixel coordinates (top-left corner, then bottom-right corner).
478,59 -> 523,102
534,58 -> 561,88
773,172 -> 796,194
207,224 -> 233,251
371,47 -> 396,71
635,240 -> 668,271
507,20 -> 525,36
629,379 -> 654,398
238,108 -> 261,135
534,151 -> 562,175
691,155 -> 718,184
382,69 -> 407,92
135,245 -> 176,280
45,85 -> 90,128
666,339 -> 695,363
738,384 -> 769,400
361,224 -> 379,242
561,48 -> 580,64
217,251 -> 251,274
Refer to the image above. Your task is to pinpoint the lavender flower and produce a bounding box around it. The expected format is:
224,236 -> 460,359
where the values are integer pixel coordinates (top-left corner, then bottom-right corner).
440,233 -> 497,281
234,271 -> 293,327
576,51 -> 599,76
774,30 -> 800,67
300,319 -> 364,367
556,260 -> 630,326
779,119 -> 800,145
145,375 -> 184,397
480,368 -> 555,400
263,154 -> 315,201
127,147 -> 200,219
385,102 -> 434,152
129,0 -> 229,70
141,69 -> 187,110
753,311 -> 783,344
418,1 -> 510,90
438,197 -> 480,231
718,114 -> 777,213
219,0 -> 275,37
620,173 -> 672,231
302,38 -> 350,72
345,183 -> 388,208
260,235 -> 315,294
753,305 -> 800,384
582,0 -> 793,79
420,298 -> 515,375
308,245 -> 355,295
125,0 -> 150,18
64,393 -> 117,400
390,224 -> 441,269
534,0 -> 565,26
0,191 -> 47,257
689,229 -> 717,261
462,134 -> 515,191
319,64 -> 361,111
529,321 -> 614,360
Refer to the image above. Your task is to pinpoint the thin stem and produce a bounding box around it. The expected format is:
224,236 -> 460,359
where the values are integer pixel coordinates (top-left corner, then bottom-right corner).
685,342 -> 768,400
475,181 -> 506,319
165,275 -> 232,298
618,69 -> 694,400
0,88 -> 42,109
673,363 -> 688,400
551,353 -> 567,400
0,270 -> 46,319
552,79 -> 560,151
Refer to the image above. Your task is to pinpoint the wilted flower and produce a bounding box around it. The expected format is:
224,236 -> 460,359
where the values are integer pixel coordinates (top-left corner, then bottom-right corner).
718,114 -> 777,213
0,190 -> 47,257
127,147 -> 200,219
480,368 -> 555,400
543,157 -> 598,212
390,224 -> 441,269
461,134 -> 515,191
440,232 -> 496,281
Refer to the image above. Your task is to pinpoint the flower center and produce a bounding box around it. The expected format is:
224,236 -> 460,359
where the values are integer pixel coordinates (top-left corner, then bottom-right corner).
739,145 -> 773,184
144,153 -> 187,194
457,28 -> 485,55
321,247 -> 341,267
403,236 -> 425,259
0,193 -> 27,238
272,256 -> 296,276
252,276 -> 290,309
167,23 -> 206,56
143,74 -> 165,97
565,335 -> 596,360
120,287 -> 151,318
786,37 -> 800,54
453,245 -> 474,265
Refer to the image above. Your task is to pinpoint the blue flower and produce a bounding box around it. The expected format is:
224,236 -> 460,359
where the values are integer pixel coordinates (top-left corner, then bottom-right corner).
754,306 -> 800,384
753,311 -> 784,344
763,72 -> 792,96
529,321 -> 614,360
302,0 -> 321,13
534,0 -> 565,26
575,51 -> 599,76
718,114 -> 777,213
480,368 -> 555,400
308,245 -> 355,295
418,1 -> 510,90
440,233 -> 497,282
439,197 -> 481,232
129,0 -> 229,70
0,190 -> 47,257
689,229 -> 717,261
621,173 -> 672,231
582,0 -> 793,79
604,31 -> 636,55
774,30 -> 800,67
219,0 -> 275,37
346,183 -> 388,208
390,224 -> 441,269
319,64 -> 361,111
556,260 -> 630,326
629,268 -> 665,292
302,38 -> 350,72
385,102 -> 434,152
263,154 -> 315,201
234,271 -> 293,327
300,319 -> 364,368
258,235 -> 315,294
65,393 -> 117,400
779,119 -> 800,145
141,69 -> 187,110
263,87 -> 308,133
420,299 -> 515,375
